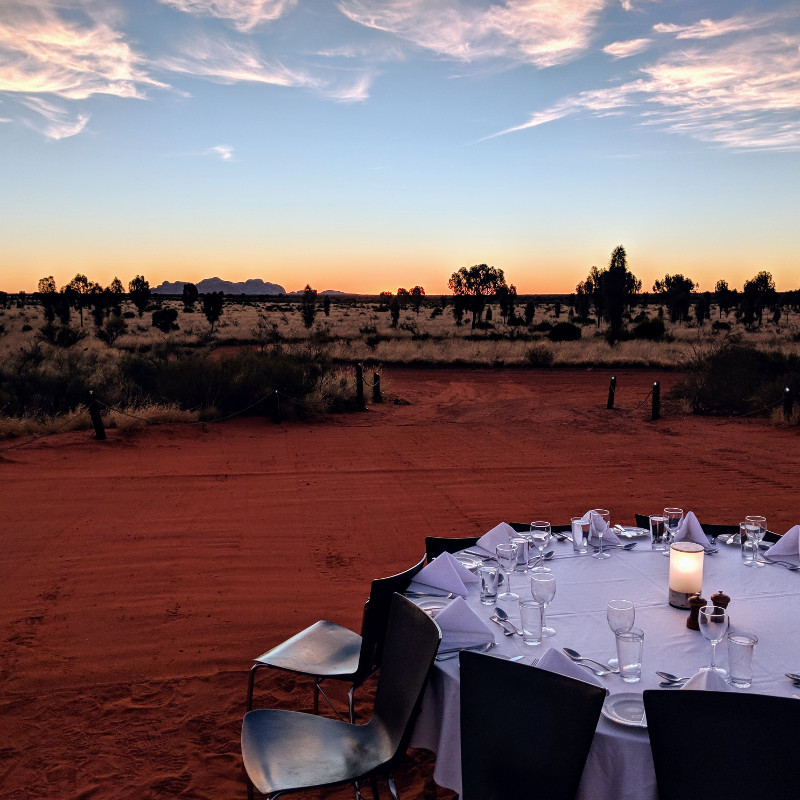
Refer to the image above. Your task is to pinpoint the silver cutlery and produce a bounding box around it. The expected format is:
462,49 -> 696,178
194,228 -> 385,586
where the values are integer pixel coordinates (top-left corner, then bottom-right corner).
552,531 -> 571,542
489,616 -> 516,636
563,647 -> 619,673
494,606 -> 522,635
404,590 -> 455,598
785,672 -> 800,681
435,642 -> 497,661
763,556 -> 800,570
592,542 -> 638,551
659,680 -> 685,688
532,550 -> 555,562
656,671 -> 694,683
461,550 -> 493,560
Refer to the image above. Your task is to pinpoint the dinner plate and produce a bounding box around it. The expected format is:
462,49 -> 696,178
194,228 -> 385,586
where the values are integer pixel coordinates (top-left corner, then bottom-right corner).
602,693 -> 647,727
417,599 -> 450,617
453,552 -> 484,571
615,526 -> 649,539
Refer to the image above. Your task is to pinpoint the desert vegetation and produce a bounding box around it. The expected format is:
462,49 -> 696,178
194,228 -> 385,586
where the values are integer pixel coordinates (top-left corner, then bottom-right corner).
1,257 -> 800,438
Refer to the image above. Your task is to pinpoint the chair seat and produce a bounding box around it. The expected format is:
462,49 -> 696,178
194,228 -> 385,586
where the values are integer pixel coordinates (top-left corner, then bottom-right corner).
242,709 -> 389,795
254,620 -> 363,680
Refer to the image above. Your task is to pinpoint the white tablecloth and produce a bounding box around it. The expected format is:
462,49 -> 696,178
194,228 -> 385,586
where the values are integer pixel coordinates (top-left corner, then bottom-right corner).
409,537 -> 800,800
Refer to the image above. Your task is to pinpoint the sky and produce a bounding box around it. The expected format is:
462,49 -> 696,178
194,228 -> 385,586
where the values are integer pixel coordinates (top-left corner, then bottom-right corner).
1,0 -> 799,296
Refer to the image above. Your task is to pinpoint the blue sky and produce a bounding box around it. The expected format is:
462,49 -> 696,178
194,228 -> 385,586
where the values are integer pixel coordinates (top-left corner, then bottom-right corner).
1,0 -> 799,294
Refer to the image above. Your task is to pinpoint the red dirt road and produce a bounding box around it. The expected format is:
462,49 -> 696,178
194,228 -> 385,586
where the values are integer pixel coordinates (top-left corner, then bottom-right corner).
1,368 -> 798,799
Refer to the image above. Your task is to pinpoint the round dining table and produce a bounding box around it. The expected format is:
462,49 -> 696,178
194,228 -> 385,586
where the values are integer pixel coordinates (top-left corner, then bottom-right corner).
409,531 -> 800,800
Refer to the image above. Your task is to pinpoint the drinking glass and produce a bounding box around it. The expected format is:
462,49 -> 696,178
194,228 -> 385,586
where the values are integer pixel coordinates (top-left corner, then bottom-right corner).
518,599 -> 543,645
663,507 -> 683,557
511,536 -> 529,574
591,508 -> 611,560
744,515 -> 767,568
571,516 -> 589,553
649,514 -> 668,551
529,521 -> 552,573
606,599 -> 635,668
531,573 -> 557,637
495,542 -> 519,602
698,605 -> 729,674
727,632 -> 758,688
615,628 -> 644,683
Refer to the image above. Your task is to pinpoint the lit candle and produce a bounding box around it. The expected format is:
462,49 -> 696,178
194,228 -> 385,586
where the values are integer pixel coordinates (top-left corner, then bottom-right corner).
668,542 -> 704,608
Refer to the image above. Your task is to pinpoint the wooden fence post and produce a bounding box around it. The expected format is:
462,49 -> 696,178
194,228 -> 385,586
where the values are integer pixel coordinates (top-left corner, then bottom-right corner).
88,391 -> 106,440
652,382 -> 661,421
372,372 -> 382,403
356,364 -> 365,410
607,376 -> 616,409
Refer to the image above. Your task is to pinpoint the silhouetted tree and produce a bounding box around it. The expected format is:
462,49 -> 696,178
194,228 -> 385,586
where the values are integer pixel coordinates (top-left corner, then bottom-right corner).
182,282 -> 199,311
323,295 -> 331,316
741,270 -> 776,326
152,307 -> 179,333
448,263 -> 507,328
128,275 -> 151,317
396,287 -> 409,309
410,286 -> 425,314
202,291 -> 224,331
524,299 -> 536,325
301,285 -> 317,329
38,276 -> 56,294
653,273 -> 695,323
580,246 -> 641,341
389,296 -> 400,327
715,279 -> 734,318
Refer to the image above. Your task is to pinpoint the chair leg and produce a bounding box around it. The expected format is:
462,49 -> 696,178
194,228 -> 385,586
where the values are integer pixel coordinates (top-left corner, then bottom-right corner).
387,774 -> 400,800
313,679 -> 320,715
370,777 -> 381,799
348,685 -> 356,723
247,663 -> 268,711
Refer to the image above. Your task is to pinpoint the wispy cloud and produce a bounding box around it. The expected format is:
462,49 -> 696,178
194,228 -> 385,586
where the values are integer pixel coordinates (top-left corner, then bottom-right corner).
337,0 -> 607,68
0,1 -> 166,100
488,29 -> 800,151
603,38 -> 652,59
18,95 -> 90,139
157,0 -> 297,33
206,144 -> 235,160
653,14 -> 773,40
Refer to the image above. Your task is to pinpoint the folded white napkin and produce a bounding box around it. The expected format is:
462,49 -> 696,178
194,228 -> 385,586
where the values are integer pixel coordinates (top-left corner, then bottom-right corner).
434,596 -> 494,650
672,511 -> 710,546
766,524 -> 800,563
407,551 -> 479,597
536,647 -> 603,688
475,522 -> 517,555
582,511 -> 621,546
681,670 -> 731,692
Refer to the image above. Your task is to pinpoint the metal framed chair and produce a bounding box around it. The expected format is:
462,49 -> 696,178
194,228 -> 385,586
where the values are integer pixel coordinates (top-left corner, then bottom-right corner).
247,555 -> 425,721
242,593 -> 441,799
424,536 -> 480,561
459,650 -> 605,800
643,689 -> 800,799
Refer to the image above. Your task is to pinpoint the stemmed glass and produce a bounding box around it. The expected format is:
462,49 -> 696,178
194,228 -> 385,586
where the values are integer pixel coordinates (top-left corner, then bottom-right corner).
496,542 -> 519,602
663,507 -> 683,557
606,599 -> 635,668
530,521 -> 552,573
744,515 -> 767,568
591,509 -> 611,560
698,605 -> 729,674
531,573 -> 557,637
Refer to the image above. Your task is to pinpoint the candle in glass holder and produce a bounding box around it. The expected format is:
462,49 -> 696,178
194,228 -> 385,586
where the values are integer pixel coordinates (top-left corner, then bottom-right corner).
668,542 -> 704,608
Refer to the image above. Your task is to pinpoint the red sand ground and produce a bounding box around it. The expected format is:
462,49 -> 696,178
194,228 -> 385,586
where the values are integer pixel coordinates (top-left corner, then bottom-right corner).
2,367 -> 798,800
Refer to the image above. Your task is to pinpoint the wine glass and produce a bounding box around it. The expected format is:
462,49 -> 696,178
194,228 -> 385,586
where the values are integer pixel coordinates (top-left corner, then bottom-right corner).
698,605 -> 729,674
495,542 -> 519,602
591,509 -> 611,560
529,521 -> 552,573
744,515 -> 767,568
531,573 -> 557,637
606,599 -> 635,668
663,507 -> 683,557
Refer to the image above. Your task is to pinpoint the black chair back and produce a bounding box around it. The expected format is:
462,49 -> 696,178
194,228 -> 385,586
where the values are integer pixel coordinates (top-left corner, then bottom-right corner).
643,689 -> 800,799
357,555 -> 425,678
460,651 -> 605,800
425,536 -> 480,561
369,593 -> 441,769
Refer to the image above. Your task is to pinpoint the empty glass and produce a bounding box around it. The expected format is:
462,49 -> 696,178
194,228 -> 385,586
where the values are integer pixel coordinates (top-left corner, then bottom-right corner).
519,599 -> 543,645
663,507 -> 683,557
698,605 -> 729,674
606,599 -> 635,668
744,515 -> 767,568
495,542 -> 519,602
530,521 -> 552,573
531,573 -> 557,637
591,509 -> 611,560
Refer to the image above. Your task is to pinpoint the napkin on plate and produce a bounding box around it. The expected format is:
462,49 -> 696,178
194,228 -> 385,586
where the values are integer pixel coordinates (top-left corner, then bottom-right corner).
672,511 -> 710,547
582,511 -> 622,546
475,522 -> 518,555
766,524 -> 800,563
681,670 -> 731,691
536,647 -> 603,688
433,596 -> 494,650
406,551 -> 479,597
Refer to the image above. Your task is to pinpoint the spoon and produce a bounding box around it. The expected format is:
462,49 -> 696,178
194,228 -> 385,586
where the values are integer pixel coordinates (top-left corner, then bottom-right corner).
764,556 -> 800,570
562,648 -> 618,673
656,671 -> 694,683
436,642 -> 497,661
532,550 -> 555,562
552,531 -> 570,542
494,606 -> 522,634
593,542 -> 637,551
489,616 -> 516,636
659,681 -> 685,688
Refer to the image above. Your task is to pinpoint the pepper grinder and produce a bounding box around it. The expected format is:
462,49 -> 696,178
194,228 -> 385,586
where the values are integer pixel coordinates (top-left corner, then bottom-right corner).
687,593 -> 707,631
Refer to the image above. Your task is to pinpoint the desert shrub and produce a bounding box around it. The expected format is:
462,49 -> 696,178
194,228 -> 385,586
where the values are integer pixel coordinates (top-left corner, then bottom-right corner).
21,324 -> 32,332
152,307 -> 179,333
548,322 -> 581,342
672,338 -> 800,415
712,321 -> 731,332
38,323 -> 87,348
632,318 -> 665,341
526,344 -> 554,367
532,321 -> 552,333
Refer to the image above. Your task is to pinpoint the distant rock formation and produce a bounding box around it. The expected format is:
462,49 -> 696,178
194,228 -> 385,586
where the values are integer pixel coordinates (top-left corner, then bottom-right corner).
152,277 -> 286,295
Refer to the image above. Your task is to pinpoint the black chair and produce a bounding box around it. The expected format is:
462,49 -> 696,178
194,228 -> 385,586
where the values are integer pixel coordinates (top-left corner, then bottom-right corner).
425,536 -> 480,561
247,555 -> 425,721
643,689 -> 800,799
242,593 -> 441,799
459,650 -> 605,800
634,515 -> 780,544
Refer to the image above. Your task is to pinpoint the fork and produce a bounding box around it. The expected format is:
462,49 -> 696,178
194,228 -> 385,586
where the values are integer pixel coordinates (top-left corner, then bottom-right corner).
764,556 -> 800,570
